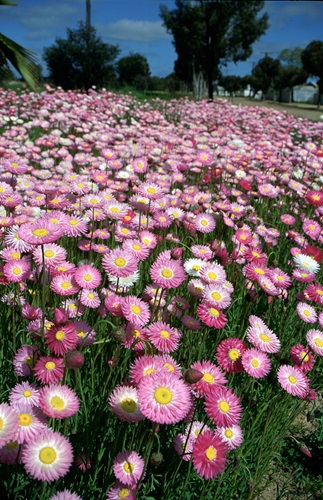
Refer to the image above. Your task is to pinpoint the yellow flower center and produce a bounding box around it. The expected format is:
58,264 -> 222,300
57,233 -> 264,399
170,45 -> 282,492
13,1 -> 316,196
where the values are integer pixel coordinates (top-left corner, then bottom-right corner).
300,351 -> 309,362
203,372 -> 214,383
120,398 -> 137,413
211,292 -> 221,301
161,268 -> 173,278
303,310 -> 311,317
288,375 -> 297,384
50,396 -> 65,410
219,401 -> 230,413
11,252 -> 20,259
32,228 -> 49,237
163,362 -> 174,372
61,281 -> 72,290
255,267 -> 265,275
23,390 -> 32,398
228,348 -> 240,361
114,257 -> 126,267
123,461 -> 134,474
83,273 -> 92,282
192,265 -> 200,271
154,387 -> 173,404
259,333 -> 270,342
25,356 -> 33,366
13,267 -> 22,275
209,308 -> 219,317
147,187 -> 156,194
45,361 -> 56,370
44,250 -> 55,258
39,446 -> 57,465
205,446 -> 217,461
55,330 -> 65,341
314,337 -> 323,348
160,329 -> 170,338
316,289 -> 323,295
200,219 -> 208,226
90,199 -> 98,205
69,219 -> 78,226
144,367 -> 156,376
77,330 -> 85,338
18,413 -> 33,426
251,359 -> 259,368
132,244 -> 141,251
224,429 -> 233,439
131,305 -> 141,315
110,206 -> 120,213
208,271 -> 217,280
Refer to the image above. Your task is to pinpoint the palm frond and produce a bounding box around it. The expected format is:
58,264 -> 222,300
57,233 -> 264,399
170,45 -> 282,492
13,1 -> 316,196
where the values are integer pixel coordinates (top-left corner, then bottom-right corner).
0,32 -> 39,90
0,1 -> 19,6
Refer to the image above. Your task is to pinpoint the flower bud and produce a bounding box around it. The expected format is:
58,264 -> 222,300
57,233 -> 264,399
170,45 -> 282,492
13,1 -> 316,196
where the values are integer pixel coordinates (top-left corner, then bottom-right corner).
111,326 -> 126,343
65,350 -> 84,369
171,247 -> 183,259
183,368 -> 204,384
150,451 -> 163,467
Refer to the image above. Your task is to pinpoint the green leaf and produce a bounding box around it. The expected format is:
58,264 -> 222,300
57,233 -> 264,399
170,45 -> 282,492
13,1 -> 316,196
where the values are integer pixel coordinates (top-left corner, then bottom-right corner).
0,0 -> 19,6
0,32 -> 39,90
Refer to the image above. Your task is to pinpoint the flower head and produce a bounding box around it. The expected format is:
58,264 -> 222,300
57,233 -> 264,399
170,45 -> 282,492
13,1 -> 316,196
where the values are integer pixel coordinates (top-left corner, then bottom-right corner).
192,430 -> 228,480
113,450 -> 144,487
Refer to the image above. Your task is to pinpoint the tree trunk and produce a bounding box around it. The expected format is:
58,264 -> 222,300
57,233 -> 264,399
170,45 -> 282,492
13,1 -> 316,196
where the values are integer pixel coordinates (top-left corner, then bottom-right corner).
208,77 -> 213,100
86,0 -> 91,44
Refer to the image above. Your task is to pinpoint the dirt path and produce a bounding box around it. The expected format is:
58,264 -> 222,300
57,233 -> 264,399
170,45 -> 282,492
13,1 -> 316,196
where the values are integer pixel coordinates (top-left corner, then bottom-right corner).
219,96 -> 323,122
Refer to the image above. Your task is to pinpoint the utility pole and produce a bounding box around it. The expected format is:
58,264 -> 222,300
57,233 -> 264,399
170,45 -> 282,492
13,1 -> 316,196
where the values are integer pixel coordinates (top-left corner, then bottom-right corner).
86,0 -> 91,45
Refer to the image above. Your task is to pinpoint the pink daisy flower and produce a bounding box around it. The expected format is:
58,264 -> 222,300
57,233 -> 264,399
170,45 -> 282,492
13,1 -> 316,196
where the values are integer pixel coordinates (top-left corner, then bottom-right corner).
13,345 -> 40,377
32,243 -> 67,268
190,360 -> 227,397
50,273 -> 80,297
21,430 -> 73,482
292,269 -> 316,283
49,490 -> 82,500
146,321 -> 181,353
18,220 -> 63,245
304,283 -> 323,305
109,384 -> 144,422
102,249 -> 138,278
74,265 -> 102,289
246,326 -> 281,353
205,387 -> 242,427
113,450 -> 145,487
200,263 -> 226,285
0,403 -> 19,447
33,356 -> 65,384
202,285 -> 232,309
15,403 -> 47,444
9,382 -> 40,407
197,303 -> 227,329
129,355 -> 165,385
63,216 -> 88,237
277,365 -> 310,397
73,320 -> 96,347
296,302 -> 317,323
123,323 -> 149,351
192,430 -> 228,480
121,296 -> 151,326
290,344 -> 315,373
3,259 -> 30,283
194,213 -> 216,233
268,268 -> 292,288
122,239 -> 150,261
45,323 -> 78,356
181,315 -> 201,331
106,482 -> 136,500
173,433 -> 193,461
191,245 -> 213,260
150,257 -> 186,289
0,439 -> 21,465
137,371 -> 192,424
241,348 -> 271,379
216,338 -> 247,374
79,289 -> 101,308
306,329 -> 323,356
39,384 -> 80,419
215,425 -> 243,450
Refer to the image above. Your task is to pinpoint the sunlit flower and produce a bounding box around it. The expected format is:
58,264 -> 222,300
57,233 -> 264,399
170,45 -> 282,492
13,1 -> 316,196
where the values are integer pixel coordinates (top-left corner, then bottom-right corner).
192,430 -> 228,480
277,365 -> 309,397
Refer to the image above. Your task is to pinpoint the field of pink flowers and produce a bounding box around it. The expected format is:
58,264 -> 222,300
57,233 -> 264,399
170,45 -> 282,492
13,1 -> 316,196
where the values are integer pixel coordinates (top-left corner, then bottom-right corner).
0,87 -> 322,500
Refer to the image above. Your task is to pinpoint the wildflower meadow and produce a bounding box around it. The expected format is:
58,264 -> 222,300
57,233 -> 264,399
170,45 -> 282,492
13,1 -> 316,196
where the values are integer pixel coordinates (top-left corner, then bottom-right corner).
0,86 -> 323,500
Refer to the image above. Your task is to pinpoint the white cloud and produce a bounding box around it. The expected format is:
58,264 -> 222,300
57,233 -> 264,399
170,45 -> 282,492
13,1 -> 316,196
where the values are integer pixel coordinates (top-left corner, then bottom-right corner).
97,19 -> 171,42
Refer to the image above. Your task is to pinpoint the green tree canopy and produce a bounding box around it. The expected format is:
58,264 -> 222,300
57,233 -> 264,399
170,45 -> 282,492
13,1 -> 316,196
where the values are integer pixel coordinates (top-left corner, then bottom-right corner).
160,0 -> 269,99
43,22 -> 120,90
301,40 -> 323,107
279,47 -> 303,67
0,0 -> 39,90
117,52 -> 150,89
250,55 -> 281,98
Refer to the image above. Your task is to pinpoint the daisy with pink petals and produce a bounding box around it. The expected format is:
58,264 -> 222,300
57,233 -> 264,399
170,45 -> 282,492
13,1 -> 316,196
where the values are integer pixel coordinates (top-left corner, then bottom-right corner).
246,326 -> 281,353
137,371 -> 192,424
129,355 -> 165,385
197,303 -> 227,329
150,257 -> 186,290
74,264 -> 102,289
122,239 -> 150,261
296,302 -> 317,323
3,259 -> 30,283
192,430 -> 228,480
79,289 -> 101,308
205,386 -> 242,427
146,321 -> 181,353
0,403 -> 19,447
45,323 -> 78,356
33,356 -> 65,384
290,344 -> 315,373
32,243 -> 67,268
190,360 -> 227,397
9,381 -> 40,407
194,213 -> 216,233
121,296 -> 151,326
277,365 -> 310,397
50,273 -> 80,296
113,450 -> 145,487
39,384 -> 80,419
15,403 -> 47,444
49,490 -> 82,500
21,430 -> 73,482
242,348 -> 271,378
109,384 -> 145,422
102,248 -> 138,278
18,220 -> 63,245
107,482 -> 136,500
216,338 -> 247,374
200,263 -> 226,285
306,329 -> 323,356
215,425 -> 243,450
202,285 -> 232,309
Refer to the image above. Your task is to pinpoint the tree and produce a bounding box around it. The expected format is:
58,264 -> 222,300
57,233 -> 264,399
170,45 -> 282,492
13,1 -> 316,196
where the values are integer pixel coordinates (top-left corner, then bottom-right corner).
0,0 -> 39,90
219,75 -> 242,100
160,0 -> 269,100
301,40 -> 323,107
117,53 -> 150,89
250,56 -> 281,99
275,65 -> 308,102
43,22 -> 120,90
279,47 -> 303,67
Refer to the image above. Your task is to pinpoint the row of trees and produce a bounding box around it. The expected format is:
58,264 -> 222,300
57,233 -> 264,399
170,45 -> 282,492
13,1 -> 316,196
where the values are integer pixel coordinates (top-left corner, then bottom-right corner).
219,43 -> 323,105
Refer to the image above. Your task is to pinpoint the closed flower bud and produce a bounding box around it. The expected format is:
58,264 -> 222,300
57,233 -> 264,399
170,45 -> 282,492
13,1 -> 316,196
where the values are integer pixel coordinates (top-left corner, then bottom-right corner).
111,326 -> 126,343
65,350 -> 84,369
300,443 -> 312,458
183,368 -> 204,384
171,247 -> 183,259
150,451 -> 163,467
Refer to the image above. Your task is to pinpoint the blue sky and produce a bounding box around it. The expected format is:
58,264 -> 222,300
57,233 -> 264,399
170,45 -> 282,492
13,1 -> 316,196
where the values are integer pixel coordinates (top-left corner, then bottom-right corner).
2,0 -> 323,79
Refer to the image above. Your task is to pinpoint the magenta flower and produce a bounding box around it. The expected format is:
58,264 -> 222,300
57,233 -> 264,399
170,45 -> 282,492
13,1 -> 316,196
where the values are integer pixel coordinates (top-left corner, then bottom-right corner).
205,386 -> 242,427
216,338 -> 247,374
241,348 -> 271,378
33,356 -> 65,384
150,257 -> 186,289
146,321 -> 181,353
192,430 -> 228,480
121,296 -> 151,326
277,365 -> 310,397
